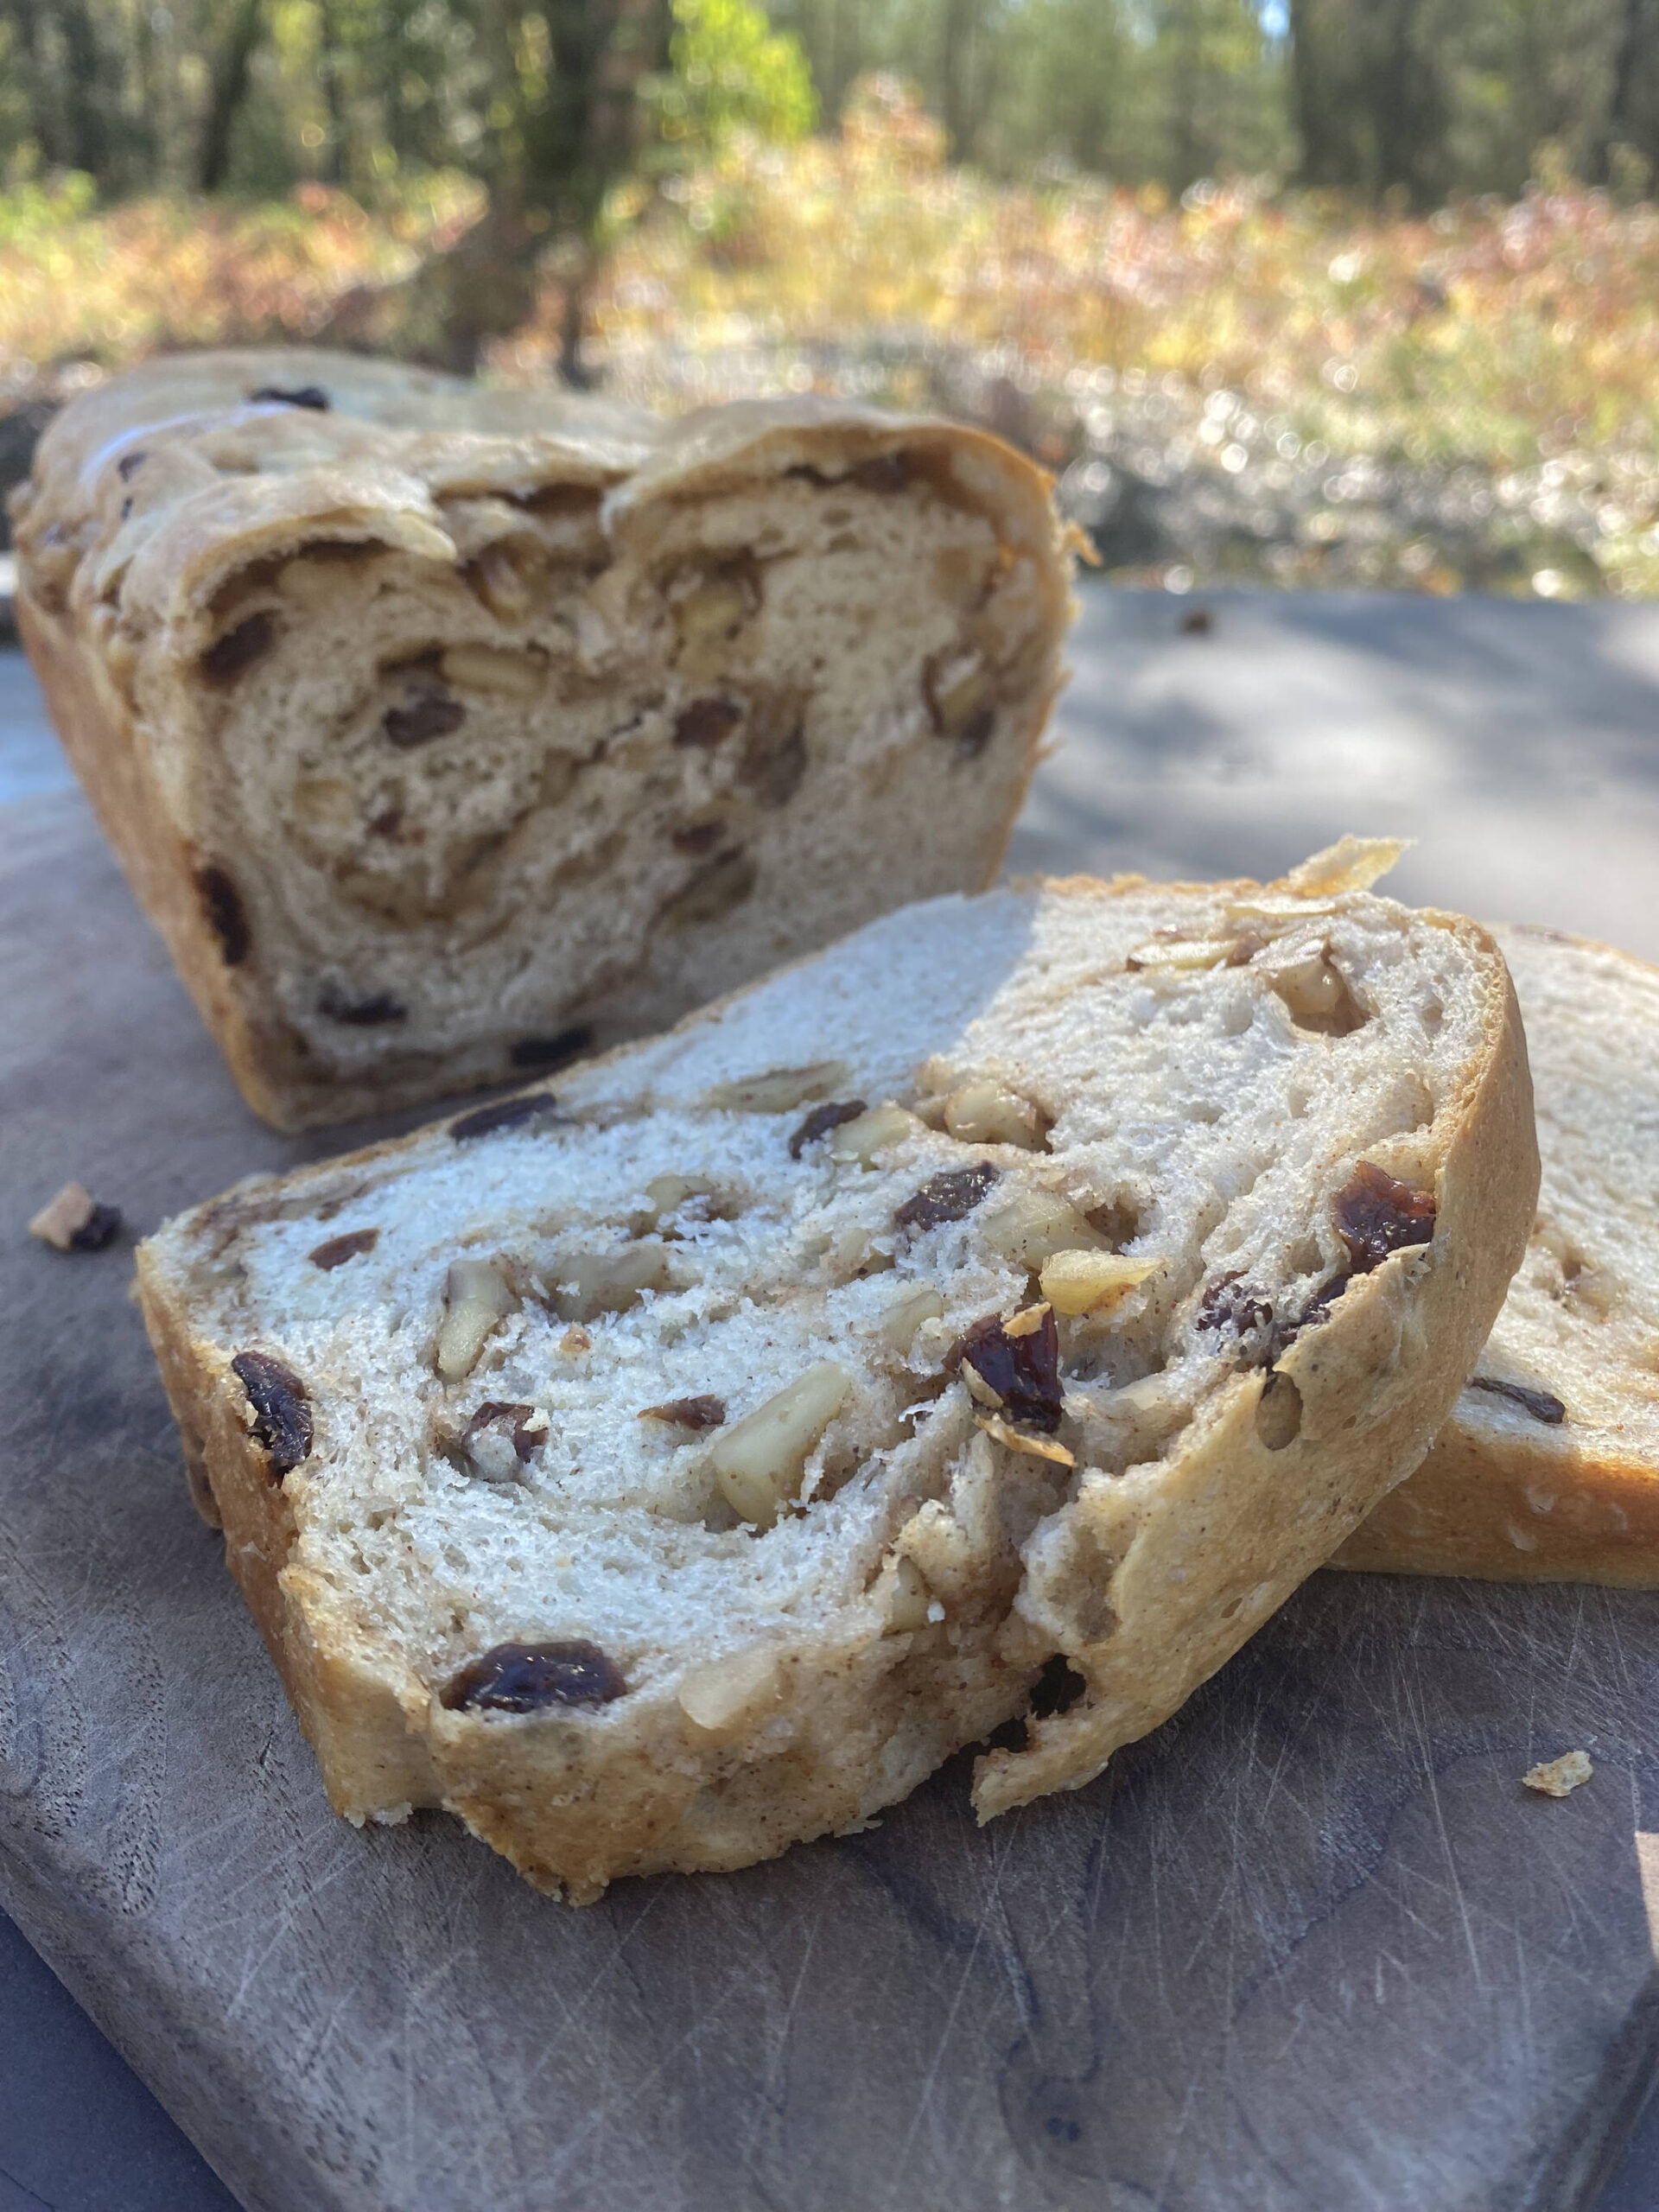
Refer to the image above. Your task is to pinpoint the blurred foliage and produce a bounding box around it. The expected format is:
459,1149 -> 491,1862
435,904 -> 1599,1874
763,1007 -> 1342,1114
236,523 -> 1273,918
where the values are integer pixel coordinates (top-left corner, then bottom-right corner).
3,0 -> 1659,591
3,0 -> 1658,207
647,0 -> 819,163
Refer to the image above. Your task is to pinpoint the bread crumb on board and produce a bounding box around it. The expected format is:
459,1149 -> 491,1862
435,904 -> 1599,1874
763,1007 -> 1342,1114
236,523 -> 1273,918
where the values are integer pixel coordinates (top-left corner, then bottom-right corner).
1522,1749 -> 1593,1797
27,1181 -> 123,1251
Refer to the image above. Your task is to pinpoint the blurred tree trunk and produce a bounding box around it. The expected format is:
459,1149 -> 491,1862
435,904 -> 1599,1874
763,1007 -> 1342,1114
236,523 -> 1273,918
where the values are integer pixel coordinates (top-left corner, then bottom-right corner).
1370,0 -> 1445,204
1602,0 -> 1659,175
199,0 -> 266,193
315,0 -> 669,383
1287,0 -> 1352,186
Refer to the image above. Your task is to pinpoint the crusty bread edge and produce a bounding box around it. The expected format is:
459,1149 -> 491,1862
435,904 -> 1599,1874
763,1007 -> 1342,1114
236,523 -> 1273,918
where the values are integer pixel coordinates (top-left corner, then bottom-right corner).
17,587 -> 311,1127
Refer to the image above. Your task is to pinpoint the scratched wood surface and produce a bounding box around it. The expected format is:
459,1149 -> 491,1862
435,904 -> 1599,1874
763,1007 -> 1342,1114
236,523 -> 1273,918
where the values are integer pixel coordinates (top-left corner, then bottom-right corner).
5,788 -> 1659,2212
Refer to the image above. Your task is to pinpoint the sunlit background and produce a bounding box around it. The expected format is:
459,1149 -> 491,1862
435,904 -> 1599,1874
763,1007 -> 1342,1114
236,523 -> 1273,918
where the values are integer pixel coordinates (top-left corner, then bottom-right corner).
3,0 -> 1659,598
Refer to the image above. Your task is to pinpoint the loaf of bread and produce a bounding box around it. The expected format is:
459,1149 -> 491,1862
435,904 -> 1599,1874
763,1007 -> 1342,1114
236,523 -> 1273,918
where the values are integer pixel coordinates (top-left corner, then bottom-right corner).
137,845 -> 1536,1898
1338,923 -> 1659,1585
11,348 -> 1071,1130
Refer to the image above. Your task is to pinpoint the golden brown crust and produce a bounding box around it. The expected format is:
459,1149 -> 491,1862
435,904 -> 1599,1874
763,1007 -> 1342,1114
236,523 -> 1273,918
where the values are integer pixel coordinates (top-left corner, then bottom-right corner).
1332,1421 -> 1659,1586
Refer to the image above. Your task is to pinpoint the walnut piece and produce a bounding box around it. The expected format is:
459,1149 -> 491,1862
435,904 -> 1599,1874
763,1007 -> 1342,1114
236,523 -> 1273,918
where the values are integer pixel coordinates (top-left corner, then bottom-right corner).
704,1061 -> 851,1114
677,1648 -> 782,1735
441,644 -> 546,699
709,1361 -> 850,1528
829,1101 -> 922,1165
942,1080 -> 1046,1150
435,1259 -> 517,1381
1039,1250 -> 1157,1315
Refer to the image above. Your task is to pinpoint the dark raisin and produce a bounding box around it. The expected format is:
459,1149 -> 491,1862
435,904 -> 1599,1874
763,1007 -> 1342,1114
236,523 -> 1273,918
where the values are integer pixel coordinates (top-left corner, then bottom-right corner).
319,987 -> 406,1027
788,1099 -> 868,1160
308,1229 -> 378,1270
671,821 -> 724,855
441,1639 -> 627,1713
1335,1161 -> 1437,1271
1197,1273 -> 1273,1340
116,450 -> 148,481
1468,1376 -> 1567,1425
449,1091 -> 560,1141
67,1202 -> 123,1251
850,452 -> 911,493
951,1308 -> 1065,1433
1294,1273 -> 1351,1335
740,704 -> 807,807
197,865 -> 251,965
953,708 -> 995,762
463,1401 -> 542,1462
1179,607 -> 1214,635
894,1163 -> 1000,1232
249,384 -> 330,410
638,1395 -> 727,1431
200,611 -> 277,683
230,1351 -> 313,1478
383,680 -> 465,748
673,696 -> 743,750
510,1026 -> 593,1071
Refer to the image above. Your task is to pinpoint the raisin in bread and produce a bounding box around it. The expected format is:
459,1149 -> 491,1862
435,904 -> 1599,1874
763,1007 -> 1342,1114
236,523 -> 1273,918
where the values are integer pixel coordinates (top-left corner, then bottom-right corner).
1339,923 -> 1659,1585
13,348 -> 1070,1131
137,845 -> 1536,1898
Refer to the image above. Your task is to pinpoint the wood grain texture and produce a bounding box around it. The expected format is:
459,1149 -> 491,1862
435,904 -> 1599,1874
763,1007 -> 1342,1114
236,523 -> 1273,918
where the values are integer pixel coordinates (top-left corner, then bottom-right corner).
4,789 -> 1659,2212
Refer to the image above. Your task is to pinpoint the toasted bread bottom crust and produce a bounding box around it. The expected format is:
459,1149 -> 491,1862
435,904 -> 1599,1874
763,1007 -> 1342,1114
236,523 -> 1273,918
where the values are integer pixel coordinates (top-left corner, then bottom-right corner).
1334,1424 -> 1659,1586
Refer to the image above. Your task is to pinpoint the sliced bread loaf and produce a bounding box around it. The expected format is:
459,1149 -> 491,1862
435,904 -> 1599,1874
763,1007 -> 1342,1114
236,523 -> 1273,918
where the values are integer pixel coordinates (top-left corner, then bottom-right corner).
13,349 -> 1070,1129
137,846 -> 1536,1897
1338,923 -> 1659,1584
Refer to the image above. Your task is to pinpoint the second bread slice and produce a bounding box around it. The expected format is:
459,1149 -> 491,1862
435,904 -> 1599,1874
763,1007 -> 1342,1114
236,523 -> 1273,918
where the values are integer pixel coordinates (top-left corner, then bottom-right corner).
137,846 -> 1536,1897
1339,923 -> 1659,1584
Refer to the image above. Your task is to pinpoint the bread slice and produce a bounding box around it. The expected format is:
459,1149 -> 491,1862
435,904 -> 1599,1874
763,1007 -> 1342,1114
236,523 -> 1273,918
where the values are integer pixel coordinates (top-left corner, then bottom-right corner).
137,846 -> 1536,1897
12,347 -> 1070,1130
1338,923 -> 1659,1585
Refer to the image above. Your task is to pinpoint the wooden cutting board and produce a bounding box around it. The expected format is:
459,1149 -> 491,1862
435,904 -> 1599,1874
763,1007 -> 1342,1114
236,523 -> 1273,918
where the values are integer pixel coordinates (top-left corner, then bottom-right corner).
4,789 -> 1659,2212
